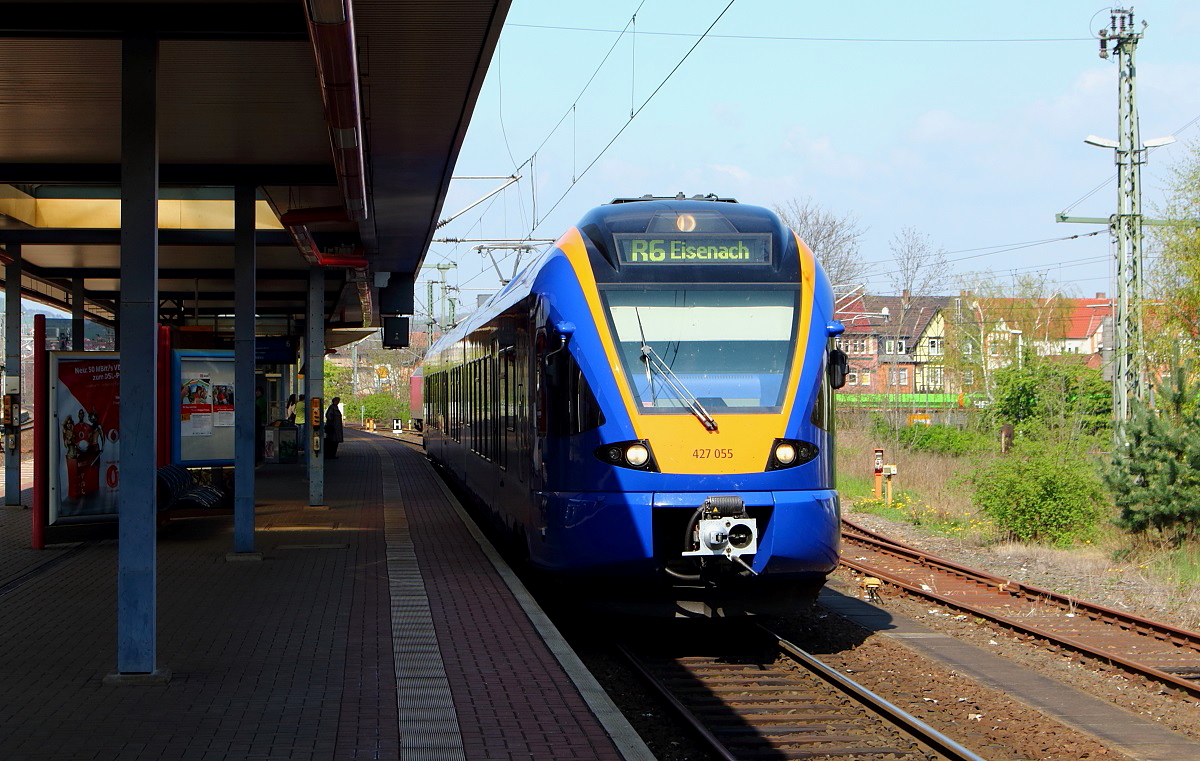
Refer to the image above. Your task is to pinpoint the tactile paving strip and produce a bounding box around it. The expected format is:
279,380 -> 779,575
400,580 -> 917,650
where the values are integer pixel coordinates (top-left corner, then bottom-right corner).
374,439 -> 466,761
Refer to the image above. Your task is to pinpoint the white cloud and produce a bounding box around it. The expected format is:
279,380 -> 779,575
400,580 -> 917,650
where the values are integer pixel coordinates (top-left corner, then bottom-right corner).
1031,68 -> 1114,135
708,164 -> 751,183
781,125 -> 871,180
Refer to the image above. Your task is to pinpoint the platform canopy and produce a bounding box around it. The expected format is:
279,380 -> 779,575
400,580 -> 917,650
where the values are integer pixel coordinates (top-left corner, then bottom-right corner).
0,0 -> 511,348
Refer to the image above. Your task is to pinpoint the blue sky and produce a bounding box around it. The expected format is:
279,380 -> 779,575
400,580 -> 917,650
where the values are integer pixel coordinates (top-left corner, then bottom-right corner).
428,0 -> 1200,317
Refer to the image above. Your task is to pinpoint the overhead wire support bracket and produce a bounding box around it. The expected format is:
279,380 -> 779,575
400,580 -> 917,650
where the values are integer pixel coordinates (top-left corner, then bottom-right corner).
435,175 -> 520,230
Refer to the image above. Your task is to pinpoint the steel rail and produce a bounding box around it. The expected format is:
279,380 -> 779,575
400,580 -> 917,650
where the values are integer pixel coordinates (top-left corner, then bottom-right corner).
840,516 -> 1200,698
616,641 -> 739,761
763,625 -> 987,761
618,632 -> 986,761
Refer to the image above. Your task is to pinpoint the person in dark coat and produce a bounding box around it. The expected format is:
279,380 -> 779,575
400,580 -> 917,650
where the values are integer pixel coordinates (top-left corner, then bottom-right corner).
324,397 -> 344,459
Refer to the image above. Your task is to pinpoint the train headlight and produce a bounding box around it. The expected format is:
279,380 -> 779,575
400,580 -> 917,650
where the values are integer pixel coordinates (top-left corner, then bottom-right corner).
774,442 -> 797,465
625,443 -> 650,467
594,440 -> 659,471
765,438 -> 818,470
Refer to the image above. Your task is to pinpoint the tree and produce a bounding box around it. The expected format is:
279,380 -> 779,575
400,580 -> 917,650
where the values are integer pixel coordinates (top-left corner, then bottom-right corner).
1105,359 -> 1200,544
868,228 -> 949,422
773,197 -> 869,290
1148,140 -> 1200,360
888,226 -> 947,300
324,359 -> 354,400
991,356 -> 1111,440
944,271 -> 1076,407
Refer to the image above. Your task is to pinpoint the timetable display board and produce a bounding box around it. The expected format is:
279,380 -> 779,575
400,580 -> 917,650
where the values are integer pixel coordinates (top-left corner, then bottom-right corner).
172,350 -> 236,465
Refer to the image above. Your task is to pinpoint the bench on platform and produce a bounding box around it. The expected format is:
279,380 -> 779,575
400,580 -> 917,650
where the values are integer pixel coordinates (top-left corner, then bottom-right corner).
156,463 -> 232,522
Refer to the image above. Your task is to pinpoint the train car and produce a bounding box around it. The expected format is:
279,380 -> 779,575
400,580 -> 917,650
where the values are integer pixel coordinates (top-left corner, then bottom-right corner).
423,195 -> 848,605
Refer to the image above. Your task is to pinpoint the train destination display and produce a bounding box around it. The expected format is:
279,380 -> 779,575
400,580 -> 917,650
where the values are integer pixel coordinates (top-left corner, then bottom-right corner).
614,233 -> 771,265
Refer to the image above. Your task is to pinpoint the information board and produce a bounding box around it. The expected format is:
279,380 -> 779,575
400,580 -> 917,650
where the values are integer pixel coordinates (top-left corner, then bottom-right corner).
173,350 -> 236,465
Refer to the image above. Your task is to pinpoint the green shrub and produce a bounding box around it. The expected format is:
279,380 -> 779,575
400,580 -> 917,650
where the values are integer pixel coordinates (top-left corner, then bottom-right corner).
897,424 -> 990,456
351,392 -> 409,427
970,441 -> 1107,547
1106,361 -> 1200,544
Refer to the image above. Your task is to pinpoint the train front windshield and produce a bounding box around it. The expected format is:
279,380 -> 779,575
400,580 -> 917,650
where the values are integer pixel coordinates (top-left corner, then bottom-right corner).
603,288 -> 799,412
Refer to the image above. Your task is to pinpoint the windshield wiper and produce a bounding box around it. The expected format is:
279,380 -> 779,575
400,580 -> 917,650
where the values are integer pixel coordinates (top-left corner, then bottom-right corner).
635,308 -> 657,406
634,337 -> 718,433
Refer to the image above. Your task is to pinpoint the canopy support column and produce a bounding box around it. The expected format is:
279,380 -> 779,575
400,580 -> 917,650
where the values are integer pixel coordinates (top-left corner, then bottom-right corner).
5,247 -> 22,506
113,33 -> 165,681
231,184 -> 259,557
305,268 -> 325,506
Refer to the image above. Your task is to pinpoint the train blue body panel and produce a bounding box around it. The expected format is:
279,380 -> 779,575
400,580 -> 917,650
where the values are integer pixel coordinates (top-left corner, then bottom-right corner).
423,196 -> 846,594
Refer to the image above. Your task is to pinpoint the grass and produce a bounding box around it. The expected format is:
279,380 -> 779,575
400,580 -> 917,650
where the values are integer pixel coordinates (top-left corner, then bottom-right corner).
1138,544 -> 1200,590
836,426 -> 994,543
848,491 -> 992,540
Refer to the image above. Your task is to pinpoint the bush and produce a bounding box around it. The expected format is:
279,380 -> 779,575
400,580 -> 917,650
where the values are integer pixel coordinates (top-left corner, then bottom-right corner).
897,424 -> 990,456
351,392 -> 409,427
970,441 -> 1107,547
991,359 -> 1111,437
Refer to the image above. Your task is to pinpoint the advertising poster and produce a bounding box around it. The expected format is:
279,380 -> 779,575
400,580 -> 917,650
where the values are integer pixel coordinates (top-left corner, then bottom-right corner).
49,352 -> 121,524
180,375 -> 213,436
172,351 -> 236,465
212,384 -> 235,427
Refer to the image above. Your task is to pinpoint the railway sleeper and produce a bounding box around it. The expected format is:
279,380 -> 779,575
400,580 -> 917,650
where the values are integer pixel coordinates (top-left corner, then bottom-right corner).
687,693 -> 833,705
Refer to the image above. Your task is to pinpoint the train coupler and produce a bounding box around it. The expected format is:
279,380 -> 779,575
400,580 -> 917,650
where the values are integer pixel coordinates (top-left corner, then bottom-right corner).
681,496 -> 758,572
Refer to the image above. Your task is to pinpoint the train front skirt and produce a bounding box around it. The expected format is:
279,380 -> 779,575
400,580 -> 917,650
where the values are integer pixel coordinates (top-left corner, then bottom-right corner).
533,488 -> 841,583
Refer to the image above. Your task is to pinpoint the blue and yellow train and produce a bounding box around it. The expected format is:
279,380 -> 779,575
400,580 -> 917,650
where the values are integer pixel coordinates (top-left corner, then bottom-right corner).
423,195 -> 848,603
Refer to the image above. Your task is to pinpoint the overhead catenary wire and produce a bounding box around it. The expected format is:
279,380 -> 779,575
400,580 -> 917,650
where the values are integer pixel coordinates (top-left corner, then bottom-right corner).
507,23 -> 1090,44
529,1 -> 738,235
862,230 -> 1106,277
516,2 -> 648,174
449,0 -> 733,269
465,5 -> 649,252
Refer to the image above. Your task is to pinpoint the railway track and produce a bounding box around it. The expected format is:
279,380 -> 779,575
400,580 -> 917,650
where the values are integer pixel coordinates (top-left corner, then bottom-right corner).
840,516 -> 1200,698
618,623 -> 985,761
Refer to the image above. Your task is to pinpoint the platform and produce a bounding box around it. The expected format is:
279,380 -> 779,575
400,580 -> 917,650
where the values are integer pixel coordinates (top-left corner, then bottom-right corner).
0,430 -> 653,761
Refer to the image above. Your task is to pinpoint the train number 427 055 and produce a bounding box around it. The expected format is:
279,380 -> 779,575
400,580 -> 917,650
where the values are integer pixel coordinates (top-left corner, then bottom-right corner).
692,448 -> 734,459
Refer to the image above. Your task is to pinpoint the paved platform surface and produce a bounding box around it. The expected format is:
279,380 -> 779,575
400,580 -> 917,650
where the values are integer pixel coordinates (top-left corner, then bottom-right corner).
0,430 -> 652,761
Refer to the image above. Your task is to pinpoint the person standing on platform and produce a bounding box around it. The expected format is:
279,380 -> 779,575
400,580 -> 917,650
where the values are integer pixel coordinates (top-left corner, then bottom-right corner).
324,397 -> 344,459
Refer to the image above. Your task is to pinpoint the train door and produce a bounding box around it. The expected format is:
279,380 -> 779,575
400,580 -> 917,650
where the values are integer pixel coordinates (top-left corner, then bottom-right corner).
532,324 -> 548,490
498,344 -> 512,473
514,322 -> 530,486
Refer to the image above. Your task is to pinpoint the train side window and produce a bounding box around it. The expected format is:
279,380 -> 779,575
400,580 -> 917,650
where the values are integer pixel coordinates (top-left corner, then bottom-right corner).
811,373 -> 829,430
544,346 -> 605,436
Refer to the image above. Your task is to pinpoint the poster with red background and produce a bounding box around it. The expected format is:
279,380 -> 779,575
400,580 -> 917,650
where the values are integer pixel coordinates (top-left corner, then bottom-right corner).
50,353 -> 121,523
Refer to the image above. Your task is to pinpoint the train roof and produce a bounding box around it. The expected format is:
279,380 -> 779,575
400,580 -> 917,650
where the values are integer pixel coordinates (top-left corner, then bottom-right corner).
608,193 -> 738,204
